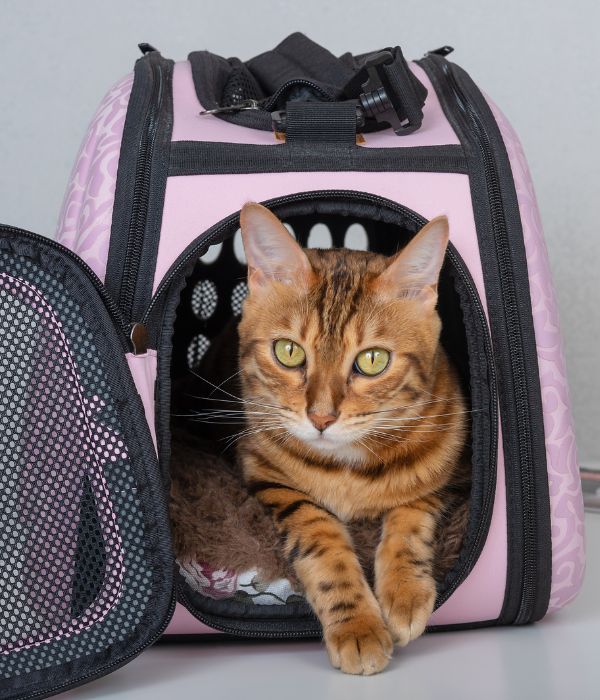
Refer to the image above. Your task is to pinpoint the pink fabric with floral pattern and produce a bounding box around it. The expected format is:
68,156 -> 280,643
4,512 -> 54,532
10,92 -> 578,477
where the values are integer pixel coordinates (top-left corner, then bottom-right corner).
487,99 -> 585,611
55,74 -> 133,282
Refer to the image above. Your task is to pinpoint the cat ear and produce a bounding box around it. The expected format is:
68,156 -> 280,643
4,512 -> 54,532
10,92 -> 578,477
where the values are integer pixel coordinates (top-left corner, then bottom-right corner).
373,216 -> 449,307
239,202 -> 314,291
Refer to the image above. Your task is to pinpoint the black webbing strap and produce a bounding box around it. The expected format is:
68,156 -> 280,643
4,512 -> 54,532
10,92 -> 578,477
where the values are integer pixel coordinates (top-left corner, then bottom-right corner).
284,102 -> 358,146
379,48 -> 428,132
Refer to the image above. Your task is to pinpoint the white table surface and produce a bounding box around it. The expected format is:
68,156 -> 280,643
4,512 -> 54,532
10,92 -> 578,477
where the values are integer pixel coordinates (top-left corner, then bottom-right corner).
59,512 -> 599,700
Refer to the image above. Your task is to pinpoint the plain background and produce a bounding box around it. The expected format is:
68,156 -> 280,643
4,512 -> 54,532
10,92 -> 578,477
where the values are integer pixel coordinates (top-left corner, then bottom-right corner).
0,0 -> 598,467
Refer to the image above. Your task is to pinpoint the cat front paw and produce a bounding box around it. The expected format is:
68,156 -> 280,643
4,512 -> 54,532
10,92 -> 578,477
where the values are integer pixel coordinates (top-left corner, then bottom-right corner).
324,614 -> 393,675
378,577 -> 436,647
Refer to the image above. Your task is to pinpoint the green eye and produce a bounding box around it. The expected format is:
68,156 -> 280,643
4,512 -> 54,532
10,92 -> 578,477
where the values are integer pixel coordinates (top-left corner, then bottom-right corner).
274,339 -> 306,368
354,348 -> 390,376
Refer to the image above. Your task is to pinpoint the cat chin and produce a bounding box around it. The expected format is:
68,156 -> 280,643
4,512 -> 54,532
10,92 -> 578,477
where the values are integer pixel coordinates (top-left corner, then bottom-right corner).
303,438 -> 368,465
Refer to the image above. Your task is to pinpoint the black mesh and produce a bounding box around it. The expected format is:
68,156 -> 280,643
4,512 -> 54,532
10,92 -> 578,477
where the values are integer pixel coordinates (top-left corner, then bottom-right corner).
0,248 -> 159,687
221,60 -> 264,107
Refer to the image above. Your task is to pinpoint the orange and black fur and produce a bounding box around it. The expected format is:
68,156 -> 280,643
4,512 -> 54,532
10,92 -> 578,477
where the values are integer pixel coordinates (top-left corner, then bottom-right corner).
234,203 -> 468,675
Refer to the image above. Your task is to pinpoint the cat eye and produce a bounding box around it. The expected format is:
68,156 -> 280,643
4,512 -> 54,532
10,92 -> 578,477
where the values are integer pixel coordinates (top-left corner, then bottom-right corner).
354,348 -> 390,376
273,339 -> 306,368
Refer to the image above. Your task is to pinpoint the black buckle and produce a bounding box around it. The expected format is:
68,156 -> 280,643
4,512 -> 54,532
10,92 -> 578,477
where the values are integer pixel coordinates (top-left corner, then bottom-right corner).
357,51 -> 418,135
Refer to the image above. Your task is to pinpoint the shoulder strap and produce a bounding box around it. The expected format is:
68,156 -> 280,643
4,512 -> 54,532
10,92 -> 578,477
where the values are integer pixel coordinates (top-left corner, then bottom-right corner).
189,33 -> 427,136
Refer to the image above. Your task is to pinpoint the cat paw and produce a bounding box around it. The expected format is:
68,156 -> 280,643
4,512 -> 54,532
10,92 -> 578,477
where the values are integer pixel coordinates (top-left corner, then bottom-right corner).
378,579 -> 436,647
324,615 -> 393,675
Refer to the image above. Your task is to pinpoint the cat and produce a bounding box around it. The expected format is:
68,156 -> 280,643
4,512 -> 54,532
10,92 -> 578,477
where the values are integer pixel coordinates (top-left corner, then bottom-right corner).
236,202 -> 468,675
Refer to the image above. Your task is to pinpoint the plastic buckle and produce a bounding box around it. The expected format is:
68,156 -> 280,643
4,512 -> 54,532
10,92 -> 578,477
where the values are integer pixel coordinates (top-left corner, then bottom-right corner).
358,50 -> 418,135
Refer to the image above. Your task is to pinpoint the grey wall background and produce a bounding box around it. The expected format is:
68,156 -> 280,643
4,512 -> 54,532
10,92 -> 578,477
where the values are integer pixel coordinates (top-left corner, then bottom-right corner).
0,0 -> 598,467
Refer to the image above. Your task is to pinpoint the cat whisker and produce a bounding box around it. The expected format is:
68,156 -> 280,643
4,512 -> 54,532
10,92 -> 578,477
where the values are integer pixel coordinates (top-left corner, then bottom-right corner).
355,398 -> 452,417
206,368 -> 244,396
375,408 -> 476,421
189,371 -> 292,412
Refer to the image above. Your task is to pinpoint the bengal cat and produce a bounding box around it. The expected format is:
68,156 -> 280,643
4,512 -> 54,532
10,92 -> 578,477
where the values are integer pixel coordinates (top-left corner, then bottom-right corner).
236,203 -> 467,675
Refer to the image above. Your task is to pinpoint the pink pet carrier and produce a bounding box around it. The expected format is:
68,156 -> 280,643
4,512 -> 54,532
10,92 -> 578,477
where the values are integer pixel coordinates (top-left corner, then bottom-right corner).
0,34 -> 584,698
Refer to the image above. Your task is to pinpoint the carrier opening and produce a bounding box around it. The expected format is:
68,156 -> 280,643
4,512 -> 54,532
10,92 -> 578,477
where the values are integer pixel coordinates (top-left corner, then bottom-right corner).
161,194 -> 496,635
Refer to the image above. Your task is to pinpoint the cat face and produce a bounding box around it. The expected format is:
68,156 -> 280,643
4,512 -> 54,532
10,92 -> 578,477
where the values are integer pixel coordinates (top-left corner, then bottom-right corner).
237,203 -> 450,464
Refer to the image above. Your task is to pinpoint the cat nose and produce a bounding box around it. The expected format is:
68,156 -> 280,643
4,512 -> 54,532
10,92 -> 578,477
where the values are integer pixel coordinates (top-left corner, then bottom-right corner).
308,413 -> 338,432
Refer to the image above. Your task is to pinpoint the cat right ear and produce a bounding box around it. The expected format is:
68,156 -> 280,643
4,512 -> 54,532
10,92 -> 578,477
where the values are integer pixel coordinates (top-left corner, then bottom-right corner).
239,202 -> 314,291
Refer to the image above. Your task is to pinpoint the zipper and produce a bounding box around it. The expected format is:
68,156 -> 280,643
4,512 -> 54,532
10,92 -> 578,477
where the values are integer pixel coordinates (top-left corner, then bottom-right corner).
0,225 -> 130,349
177,587 -> 319,639
20,593 -> 177,700
142,190 -> 497,634
118,56 -> 165,339
263,78 -> 334,111
433,59 -> 538,624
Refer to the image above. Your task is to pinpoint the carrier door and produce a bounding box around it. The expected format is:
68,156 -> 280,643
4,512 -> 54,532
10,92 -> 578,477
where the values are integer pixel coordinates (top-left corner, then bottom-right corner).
0,228 -> 173,699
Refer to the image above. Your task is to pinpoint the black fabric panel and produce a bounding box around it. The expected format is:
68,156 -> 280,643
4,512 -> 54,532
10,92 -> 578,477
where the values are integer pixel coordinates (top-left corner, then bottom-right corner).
169,142 -> 468,175
247,32 -> 354,98
419,56 -> 552,625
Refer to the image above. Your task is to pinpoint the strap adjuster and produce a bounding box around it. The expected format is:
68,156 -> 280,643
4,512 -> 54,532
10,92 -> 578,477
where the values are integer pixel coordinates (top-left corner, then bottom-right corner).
357,50 -> 423,135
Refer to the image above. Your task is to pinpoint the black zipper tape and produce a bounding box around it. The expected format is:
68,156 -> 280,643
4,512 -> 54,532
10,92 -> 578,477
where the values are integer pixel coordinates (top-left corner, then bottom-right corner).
0,225 -> 129,349
105,50 -> 174,332
147,190 -> 497,636
419,55 -> 552,625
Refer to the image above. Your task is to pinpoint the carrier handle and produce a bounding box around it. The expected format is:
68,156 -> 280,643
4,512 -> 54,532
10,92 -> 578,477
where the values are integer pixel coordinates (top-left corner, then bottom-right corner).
190,34 -> 427,137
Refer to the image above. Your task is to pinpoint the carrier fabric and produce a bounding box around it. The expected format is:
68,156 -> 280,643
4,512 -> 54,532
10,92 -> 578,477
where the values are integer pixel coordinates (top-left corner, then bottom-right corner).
0,34 -> 584,698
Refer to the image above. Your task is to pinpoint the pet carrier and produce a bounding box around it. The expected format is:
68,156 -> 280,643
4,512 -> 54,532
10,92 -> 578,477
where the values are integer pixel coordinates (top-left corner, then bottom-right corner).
0,33 -> 584,698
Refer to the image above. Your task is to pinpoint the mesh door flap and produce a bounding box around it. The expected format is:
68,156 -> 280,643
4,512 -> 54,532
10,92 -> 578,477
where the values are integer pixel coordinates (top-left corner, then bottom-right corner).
0,234 -> 172,699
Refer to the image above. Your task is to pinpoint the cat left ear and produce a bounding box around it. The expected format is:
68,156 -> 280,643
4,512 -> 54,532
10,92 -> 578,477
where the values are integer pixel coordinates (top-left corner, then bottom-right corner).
373,216 -> 450,307
239,202 -> 314,292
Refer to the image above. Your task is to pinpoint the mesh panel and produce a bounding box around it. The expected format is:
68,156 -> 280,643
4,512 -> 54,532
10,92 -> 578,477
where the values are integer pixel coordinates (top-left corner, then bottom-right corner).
0,251 -> 154,682
221,63 -> 263,107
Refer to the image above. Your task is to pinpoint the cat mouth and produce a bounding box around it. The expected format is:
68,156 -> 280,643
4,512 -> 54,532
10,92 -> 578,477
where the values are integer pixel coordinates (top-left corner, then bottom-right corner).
283,421 -> 371,464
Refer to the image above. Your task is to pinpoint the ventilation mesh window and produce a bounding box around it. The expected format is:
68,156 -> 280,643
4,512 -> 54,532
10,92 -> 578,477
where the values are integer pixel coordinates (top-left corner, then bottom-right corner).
0,251 -> 153,680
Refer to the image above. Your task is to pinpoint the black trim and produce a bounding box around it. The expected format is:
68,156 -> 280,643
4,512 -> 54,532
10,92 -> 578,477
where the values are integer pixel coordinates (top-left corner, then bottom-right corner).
149,191 -> 496,636
169,141 -> 467,176
0,228 -> 175,700
105,51 -> 174,327
419,56 -> 552,625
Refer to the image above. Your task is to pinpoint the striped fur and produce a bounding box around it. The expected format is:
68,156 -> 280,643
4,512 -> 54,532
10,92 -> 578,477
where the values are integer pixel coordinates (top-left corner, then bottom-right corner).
237,204 -> 467,675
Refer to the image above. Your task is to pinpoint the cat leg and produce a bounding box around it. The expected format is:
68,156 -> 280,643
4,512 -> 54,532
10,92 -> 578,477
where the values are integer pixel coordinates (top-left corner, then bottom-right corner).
249,481 -> 393,675
375,500 -> 438,647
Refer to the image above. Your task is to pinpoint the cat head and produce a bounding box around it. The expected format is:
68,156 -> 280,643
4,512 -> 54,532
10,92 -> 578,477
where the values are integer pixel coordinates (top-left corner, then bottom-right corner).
237,203 -> 450,464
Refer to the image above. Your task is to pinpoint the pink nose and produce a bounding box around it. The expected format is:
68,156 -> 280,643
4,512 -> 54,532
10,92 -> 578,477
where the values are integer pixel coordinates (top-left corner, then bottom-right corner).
309,413 -> 338,432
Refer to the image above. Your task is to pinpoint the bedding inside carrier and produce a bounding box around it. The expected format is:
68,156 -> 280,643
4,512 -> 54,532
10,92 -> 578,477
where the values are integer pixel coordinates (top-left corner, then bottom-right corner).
164,197 -> 495,632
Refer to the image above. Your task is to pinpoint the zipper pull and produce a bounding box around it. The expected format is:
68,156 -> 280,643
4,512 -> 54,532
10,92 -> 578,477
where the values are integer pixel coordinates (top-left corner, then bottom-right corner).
199,99 -> 261,116
426,45 -> 454,57
130,322 -> 149,355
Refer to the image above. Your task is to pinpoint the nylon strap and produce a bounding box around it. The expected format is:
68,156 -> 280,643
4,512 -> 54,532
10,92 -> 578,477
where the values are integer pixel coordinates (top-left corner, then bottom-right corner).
285,102 -> 357,145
